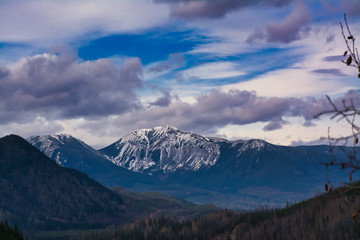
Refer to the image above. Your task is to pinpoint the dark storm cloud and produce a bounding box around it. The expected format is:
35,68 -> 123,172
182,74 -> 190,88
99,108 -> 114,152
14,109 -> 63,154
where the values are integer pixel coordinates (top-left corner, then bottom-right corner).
155,0 -> 292,19
311,68 -> 346,77
0,53 -> 143,123
247,2 -> 311,44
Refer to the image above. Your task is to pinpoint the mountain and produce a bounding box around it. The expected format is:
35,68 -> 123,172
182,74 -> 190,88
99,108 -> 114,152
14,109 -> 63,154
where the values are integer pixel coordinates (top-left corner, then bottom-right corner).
0,135 -> 219,234
100,125 -> 350,208
27,134 -> 158,188
100,125 -> 224,176
0,135 -> 126,231
28,126 -> 352,209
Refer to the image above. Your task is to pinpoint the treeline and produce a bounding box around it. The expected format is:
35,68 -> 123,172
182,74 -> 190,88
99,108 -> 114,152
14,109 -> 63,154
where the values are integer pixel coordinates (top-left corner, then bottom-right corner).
78,184 -> 360,240
0,221 -> 25,240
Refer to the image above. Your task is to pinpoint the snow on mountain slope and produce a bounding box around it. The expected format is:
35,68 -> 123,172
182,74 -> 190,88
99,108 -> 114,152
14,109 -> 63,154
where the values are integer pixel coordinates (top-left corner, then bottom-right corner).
100,125 -> 227,175
27,134 -> 108,168
27,127 -> 274,177
27,134 -> 75,166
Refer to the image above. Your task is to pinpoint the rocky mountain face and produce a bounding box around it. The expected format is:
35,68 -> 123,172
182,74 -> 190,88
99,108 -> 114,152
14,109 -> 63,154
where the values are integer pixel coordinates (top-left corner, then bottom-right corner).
27,125 -> 352,209
100,125 -> 225,176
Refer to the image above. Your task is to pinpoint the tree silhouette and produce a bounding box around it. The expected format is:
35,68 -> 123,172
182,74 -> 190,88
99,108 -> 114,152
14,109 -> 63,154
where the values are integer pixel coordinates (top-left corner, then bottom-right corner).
315,13 -> 360,219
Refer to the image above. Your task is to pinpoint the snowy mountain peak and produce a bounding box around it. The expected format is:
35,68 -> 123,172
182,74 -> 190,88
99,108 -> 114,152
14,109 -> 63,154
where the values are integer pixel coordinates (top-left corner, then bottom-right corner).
101,126 -> 222,175
51,133 -> 72,140
27,134 -> 88,166
246,139 -> 266,149
154,124 -> 179,133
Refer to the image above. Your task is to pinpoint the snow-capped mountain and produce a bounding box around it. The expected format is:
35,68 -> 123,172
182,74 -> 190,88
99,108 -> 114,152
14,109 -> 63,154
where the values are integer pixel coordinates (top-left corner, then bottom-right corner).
28,134 -> 94,166
27,126 -> 352,209
100,125 -> 228,175
99,125 -> 277,176
27,134 -> 157,188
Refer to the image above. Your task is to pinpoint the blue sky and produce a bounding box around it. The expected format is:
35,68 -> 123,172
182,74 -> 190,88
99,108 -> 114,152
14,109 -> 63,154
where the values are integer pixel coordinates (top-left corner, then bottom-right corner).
0,0 -> 360,148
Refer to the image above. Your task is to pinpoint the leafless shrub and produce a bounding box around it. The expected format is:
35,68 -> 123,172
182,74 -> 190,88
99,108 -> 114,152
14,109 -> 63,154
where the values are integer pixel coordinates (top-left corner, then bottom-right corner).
315,14 -> 360,218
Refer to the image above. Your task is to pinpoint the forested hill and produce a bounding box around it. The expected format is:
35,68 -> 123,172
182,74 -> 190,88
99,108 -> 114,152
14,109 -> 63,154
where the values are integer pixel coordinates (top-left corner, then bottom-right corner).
0,135 -> 127,231
83,182 -> 360,240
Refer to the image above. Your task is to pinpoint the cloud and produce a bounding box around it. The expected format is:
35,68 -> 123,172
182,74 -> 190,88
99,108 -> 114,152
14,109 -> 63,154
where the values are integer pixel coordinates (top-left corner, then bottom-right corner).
342,0 -> 360,18
0,0 -> 170,45
0,52 -> 143,123
0,117 -> 64,138
49,88 -> 360,148
311,68 -> 346,77
180,61 -> 245,80
290,138 -> 328,146
149,89 -> 173,107
147,53 -> 185,73
263,120 -> 284,131
326,34 -> 335,43
322,55 -> 342,62
157,0 -> 292,19
83,89 -> 360,136
247,2 -> 311,43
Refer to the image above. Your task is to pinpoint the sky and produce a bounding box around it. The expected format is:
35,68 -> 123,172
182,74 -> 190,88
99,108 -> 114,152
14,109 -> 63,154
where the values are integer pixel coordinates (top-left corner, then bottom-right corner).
1,0 -> 360,149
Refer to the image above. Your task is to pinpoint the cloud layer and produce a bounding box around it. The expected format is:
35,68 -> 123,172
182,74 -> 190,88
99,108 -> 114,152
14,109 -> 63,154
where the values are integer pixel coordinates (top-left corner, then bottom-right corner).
2,50 -> 359,135
0,53 -> 143,123
87,89 -> 360,136
158,0 -> 291,19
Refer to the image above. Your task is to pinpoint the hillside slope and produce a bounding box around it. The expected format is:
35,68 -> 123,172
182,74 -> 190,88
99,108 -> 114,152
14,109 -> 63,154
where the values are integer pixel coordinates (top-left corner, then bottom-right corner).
83,182 -> 360,240
0,135 -> 127,231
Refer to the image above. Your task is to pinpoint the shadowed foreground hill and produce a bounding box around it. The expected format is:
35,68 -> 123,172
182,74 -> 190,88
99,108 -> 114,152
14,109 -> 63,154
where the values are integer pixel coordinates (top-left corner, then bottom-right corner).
0,135 -> 127,231
83,183 -> 360,240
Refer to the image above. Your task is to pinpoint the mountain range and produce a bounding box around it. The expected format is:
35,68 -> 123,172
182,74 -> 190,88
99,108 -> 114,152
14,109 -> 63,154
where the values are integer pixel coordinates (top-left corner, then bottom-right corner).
0,135 -> 218,233
28,125 -> 352,209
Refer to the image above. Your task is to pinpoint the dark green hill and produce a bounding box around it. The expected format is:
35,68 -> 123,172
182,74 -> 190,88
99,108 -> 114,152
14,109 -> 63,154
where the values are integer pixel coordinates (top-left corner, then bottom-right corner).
83,181 -> 360,240
111,187 -> 219,220
0,135 -> 127,231
0,221 -> 25,240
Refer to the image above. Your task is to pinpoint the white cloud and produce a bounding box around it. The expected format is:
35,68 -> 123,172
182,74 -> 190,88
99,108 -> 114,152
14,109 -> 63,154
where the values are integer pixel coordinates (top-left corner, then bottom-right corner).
215,116 -> 353,146
0,0 -> 170,46
181,61 -> 245,80
0,116 -> 64,138
222,68 -> 353,98
222,22 -> 359,98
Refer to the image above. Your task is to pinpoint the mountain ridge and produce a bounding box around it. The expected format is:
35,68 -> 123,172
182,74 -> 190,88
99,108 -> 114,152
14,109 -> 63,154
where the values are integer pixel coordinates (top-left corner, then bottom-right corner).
27,133 -> 159,188
99,125 -> 264,175
27,125 -> 353,209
